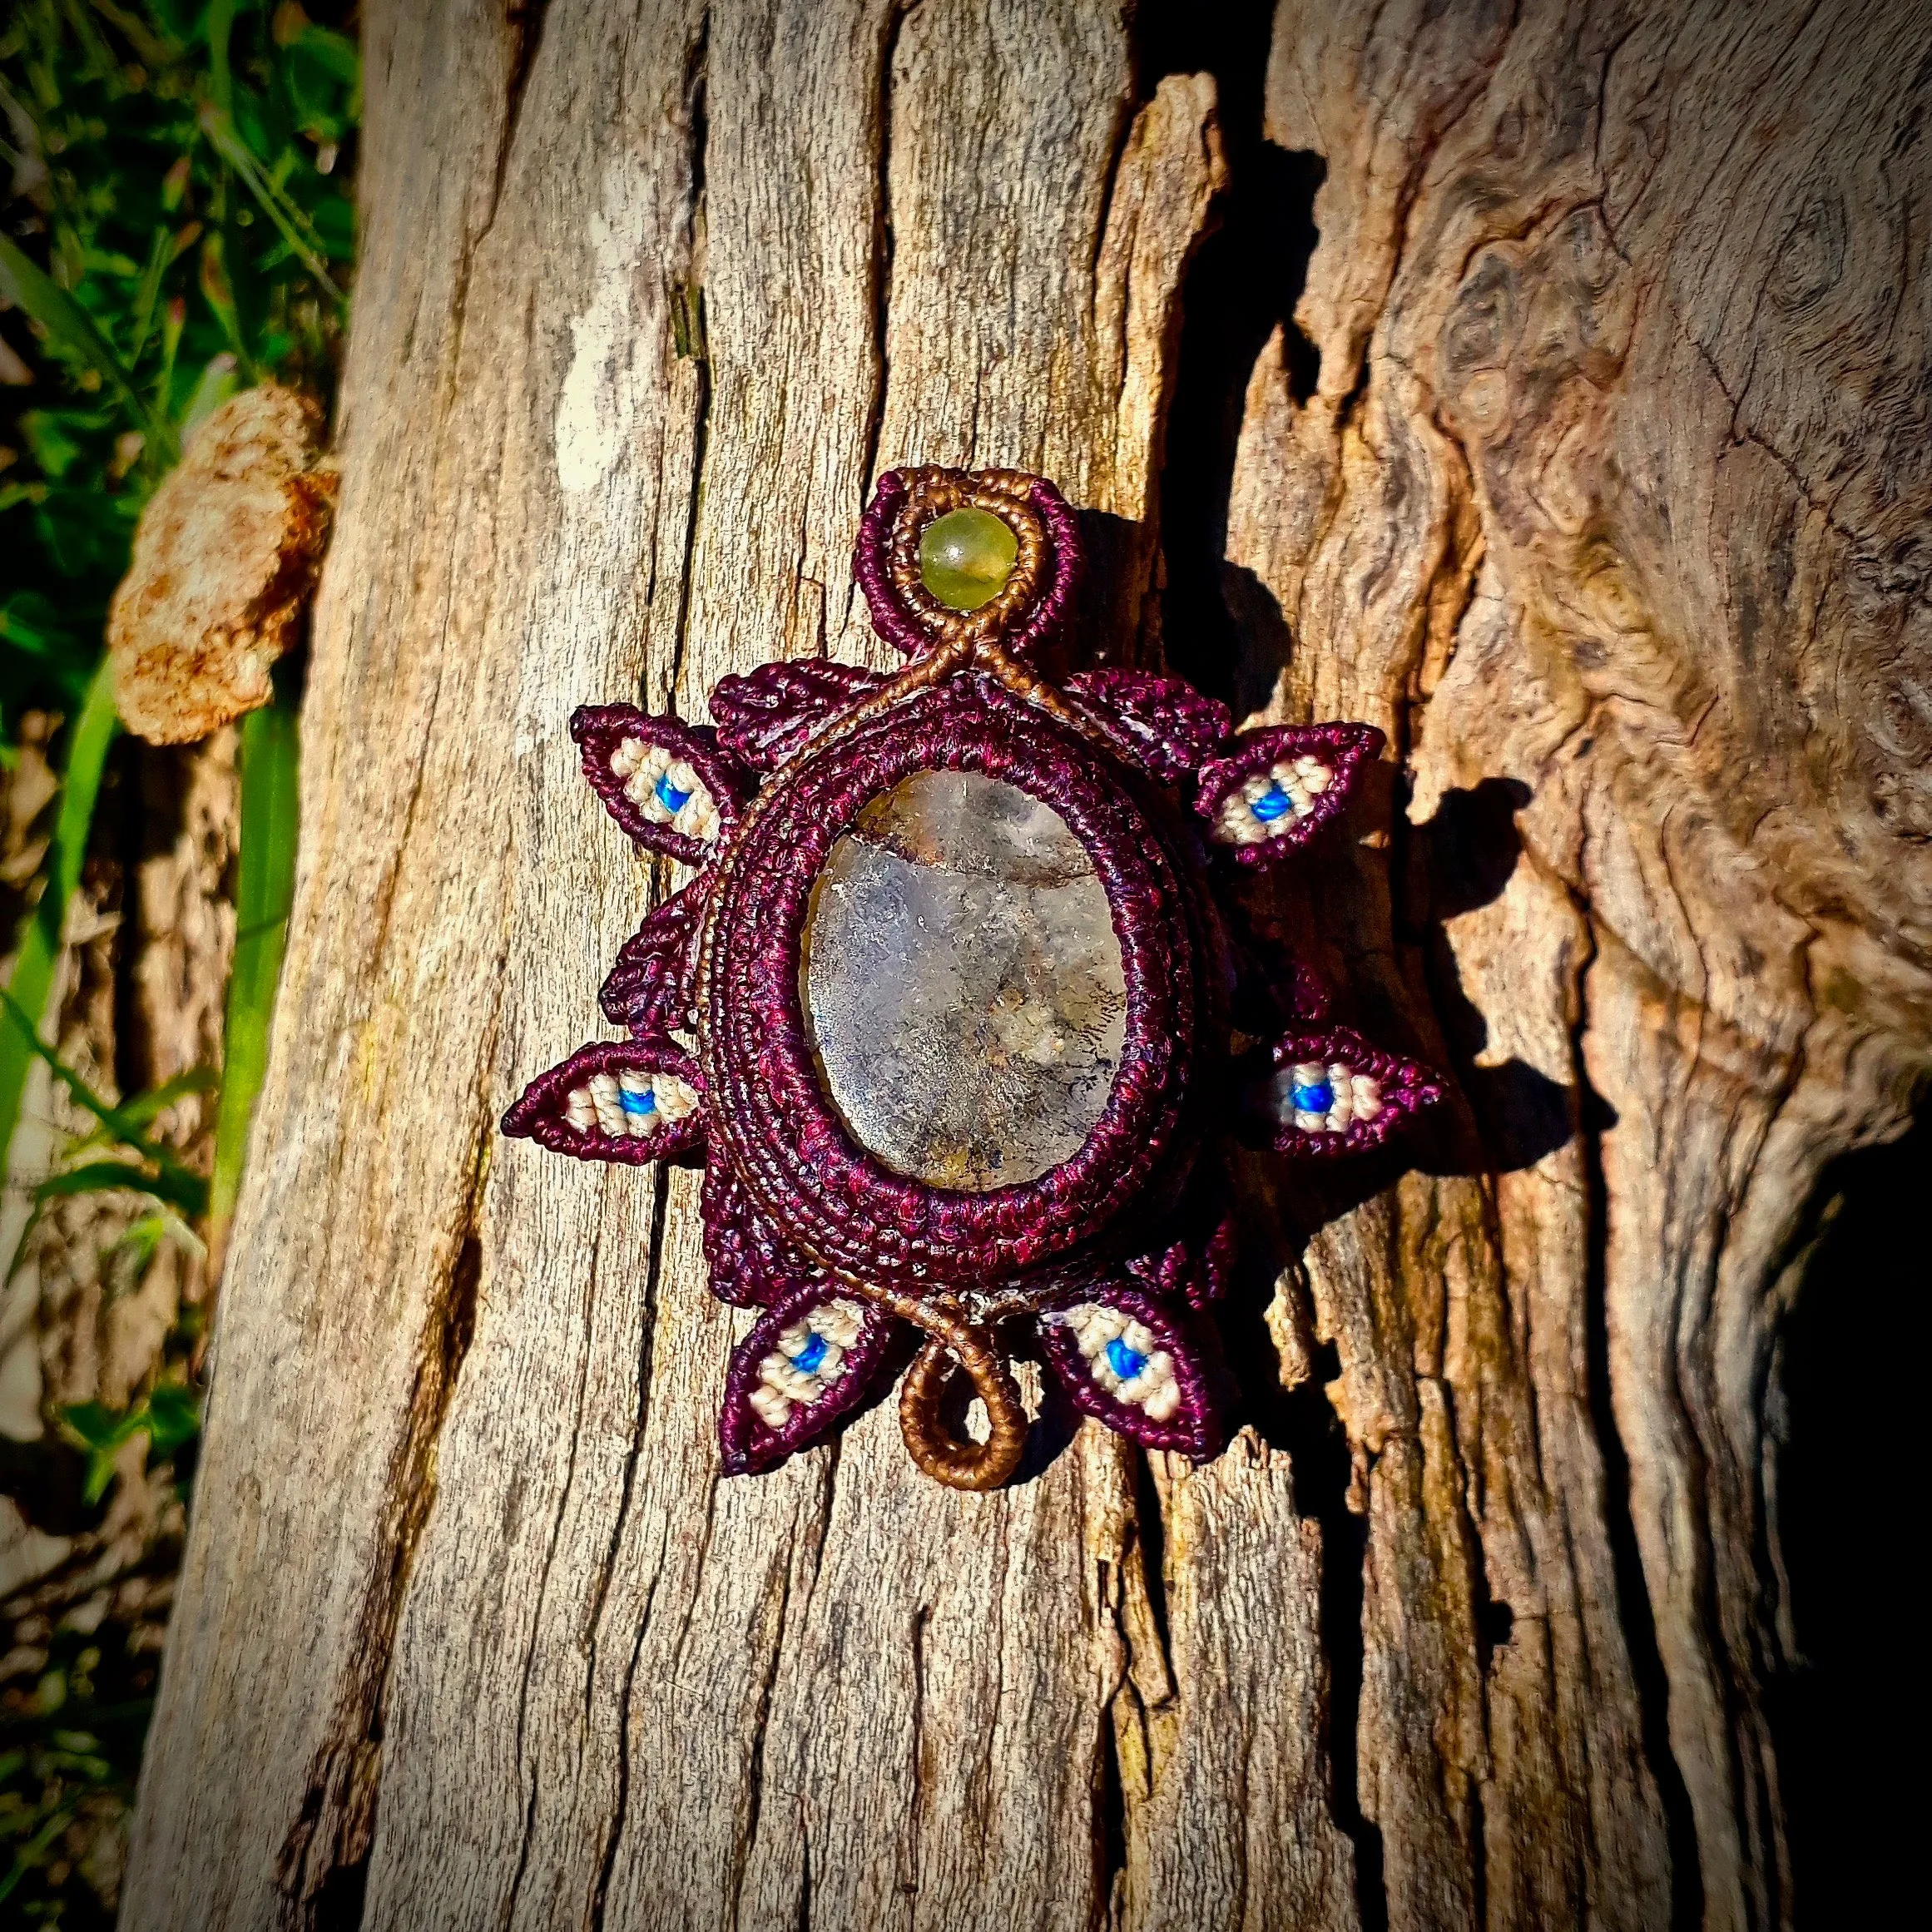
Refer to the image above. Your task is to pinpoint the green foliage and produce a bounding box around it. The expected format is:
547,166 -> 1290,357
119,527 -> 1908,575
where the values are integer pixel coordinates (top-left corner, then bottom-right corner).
210,680 -> 298,1250
3,988 -> 212,1177
0,0 -> 359,744
2,985 -> 214,1289
0,1005 -> 214,1928
2,0 -> 356,1196
0,1619 -> 161,1925
61,1380 -> 200,1506
0,15 -> 356,1914
0,659 -> 117,1177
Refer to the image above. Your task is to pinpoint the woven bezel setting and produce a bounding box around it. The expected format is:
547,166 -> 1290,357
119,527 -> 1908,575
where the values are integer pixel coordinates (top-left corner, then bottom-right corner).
855,466 -> 1081,661
700,673 -> 1208,1287
504,461 -> 1443,1490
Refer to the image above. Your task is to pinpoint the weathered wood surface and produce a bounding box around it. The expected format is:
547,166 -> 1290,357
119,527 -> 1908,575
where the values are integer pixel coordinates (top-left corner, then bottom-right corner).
121,3 -> 1930,1930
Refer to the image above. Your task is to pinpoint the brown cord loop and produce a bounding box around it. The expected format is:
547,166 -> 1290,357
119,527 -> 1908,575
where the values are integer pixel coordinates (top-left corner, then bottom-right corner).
836,1279 -> 1030,1490
897,1330 -> 1028,1492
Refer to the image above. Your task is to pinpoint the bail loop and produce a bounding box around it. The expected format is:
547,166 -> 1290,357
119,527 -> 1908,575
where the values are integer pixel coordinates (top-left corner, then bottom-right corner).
897,1329 -> 1028,1492
838,1277 -> 1030,1490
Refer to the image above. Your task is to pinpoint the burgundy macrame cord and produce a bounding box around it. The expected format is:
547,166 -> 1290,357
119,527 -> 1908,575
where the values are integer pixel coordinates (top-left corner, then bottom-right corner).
502,465 -> 1443,1490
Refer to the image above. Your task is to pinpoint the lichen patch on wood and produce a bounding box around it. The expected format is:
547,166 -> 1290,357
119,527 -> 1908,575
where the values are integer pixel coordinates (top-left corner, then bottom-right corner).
108,384 -> 336,745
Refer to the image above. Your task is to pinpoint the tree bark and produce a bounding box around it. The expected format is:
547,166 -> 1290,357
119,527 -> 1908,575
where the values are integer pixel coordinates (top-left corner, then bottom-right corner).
121,4 -> 1930,1930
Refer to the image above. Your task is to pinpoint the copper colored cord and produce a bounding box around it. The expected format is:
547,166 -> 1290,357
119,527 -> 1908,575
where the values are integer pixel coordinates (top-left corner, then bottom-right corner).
898,1333 -> 1028,1491
841,1280 -> 1029,1490
884,469 -> 1053,651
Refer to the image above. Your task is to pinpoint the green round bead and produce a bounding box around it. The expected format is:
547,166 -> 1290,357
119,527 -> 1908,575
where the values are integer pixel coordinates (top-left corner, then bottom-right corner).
918,508 -> 1019,612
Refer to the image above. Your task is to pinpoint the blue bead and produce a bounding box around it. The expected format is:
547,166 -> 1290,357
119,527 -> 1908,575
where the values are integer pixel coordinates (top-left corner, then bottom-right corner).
792,1331 -> 829,1376
617,1085 -> 657,1116
1105,1336 -> 1147,1380
1290,1080 -> 1334,1115
1251,784 -> 1292,823
654,770 -> 692,813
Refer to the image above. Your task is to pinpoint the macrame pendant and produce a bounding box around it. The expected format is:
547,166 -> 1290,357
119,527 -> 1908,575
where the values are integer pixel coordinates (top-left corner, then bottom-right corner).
503,466 -> 1442,1489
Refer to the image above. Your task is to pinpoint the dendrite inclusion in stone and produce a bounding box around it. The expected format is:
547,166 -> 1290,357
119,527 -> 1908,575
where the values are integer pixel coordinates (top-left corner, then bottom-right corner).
801,769 -> 1127,1191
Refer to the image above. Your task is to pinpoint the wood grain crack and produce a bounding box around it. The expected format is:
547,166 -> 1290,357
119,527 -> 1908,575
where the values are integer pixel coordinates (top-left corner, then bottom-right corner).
584,1158 -> 681,1932
271,1132 -> 492,1928
488,0 -> 555,229
502,1218 -> 605,1922
1574,909 -> 1704,1932
855,0 -> 910,513
727,1564 -> 796,1931
668,12 -> 712,706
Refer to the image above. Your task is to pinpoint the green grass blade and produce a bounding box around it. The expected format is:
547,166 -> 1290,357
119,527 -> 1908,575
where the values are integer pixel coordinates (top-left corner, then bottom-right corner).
196,231 -> 254,380
154,292 -> 185,416
210,691 -> 300,1260
0,1797 -> 85,1906
0,993 -> 211,1191
0,232 -> 177,463
0,660 -> 120,1177
204,0 -> 236,116
34,1159 -> 208,1219
198,107 -> 343,303
112,1066 -> 219,1130
125,224 -> 172,368
87,2 -> 178,67
284,22 -> 361,88
3,1201 -> 46,1290
2,988 -> 148,1147
179,348 -> 242,443
109,1211 -> 170,1276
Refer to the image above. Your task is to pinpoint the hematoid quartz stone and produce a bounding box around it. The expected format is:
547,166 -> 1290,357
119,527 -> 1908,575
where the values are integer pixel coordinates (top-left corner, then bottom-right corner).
800,769 -> 1128,1191
503,463 -> 1442,1491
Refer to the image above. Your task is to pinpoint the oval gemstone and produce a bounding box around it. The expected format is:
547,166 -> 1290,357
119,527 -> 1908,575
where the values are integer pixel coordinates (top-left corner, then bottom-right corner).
801,770 -> 1127,1191
918,508 -> 1018,611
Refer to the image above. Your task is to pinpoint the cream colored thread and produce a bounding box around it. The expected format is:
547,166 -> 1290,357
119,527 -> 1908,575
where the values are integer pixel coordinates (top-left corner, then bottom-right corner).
652,1074 -> 701,1121
588,1072 -> 626,1137
565,1068 -> 703,1138
1287,1059 -> 1384,1133
1054,1303 -> 1181,1422
614,738 -> 721,842
1211,755 -> 1336,846
751,1298 -> 868,1429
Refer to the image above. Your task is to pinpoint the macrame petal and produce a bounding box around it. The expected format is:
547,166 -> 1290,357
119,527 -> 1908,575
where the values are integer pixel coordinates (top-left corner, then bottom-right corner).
500,1038 -> 706,1166
570,705 -> 750,863
1038,1288 -> 1220,1457
701,1162 -> 816,1309
1065,668 -> 1231,784
1196,723 -> 1384,866
1155,1214 -> 1237,1310
711,658 -> 890,772
719,1284 -> 899,1475
1260,1025 -> 1443,1155
1122,1213 -> 1237,1310
600,884 -> 705,1032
